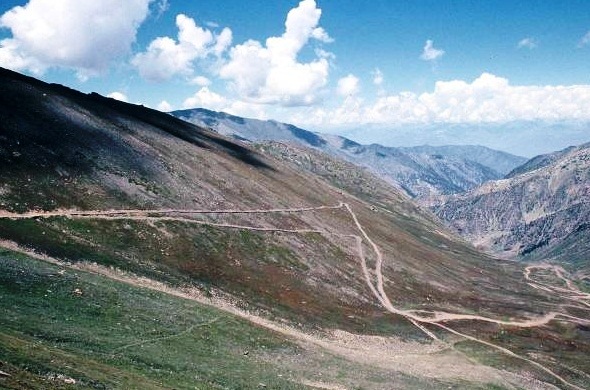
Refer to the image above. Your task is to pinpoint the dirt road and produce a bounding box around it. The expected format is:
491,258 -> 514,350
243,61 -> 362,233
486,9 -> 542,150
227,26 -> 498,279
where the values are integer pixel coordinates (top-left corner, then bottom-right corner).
1,202 -> 588,389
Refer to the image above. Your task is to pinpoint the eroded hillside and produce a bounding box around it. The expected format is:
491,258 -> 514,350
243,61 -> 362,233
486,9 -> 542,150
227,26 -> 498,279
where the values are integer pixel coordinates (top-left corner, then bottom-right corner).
431,143 -> 590,272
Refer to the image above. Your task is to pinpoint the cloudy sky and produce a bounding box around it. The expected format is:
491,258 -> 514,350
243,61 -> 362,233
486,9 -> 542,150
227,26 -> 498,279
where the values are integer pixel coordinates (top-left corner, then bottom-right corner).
1,0 -> 590,155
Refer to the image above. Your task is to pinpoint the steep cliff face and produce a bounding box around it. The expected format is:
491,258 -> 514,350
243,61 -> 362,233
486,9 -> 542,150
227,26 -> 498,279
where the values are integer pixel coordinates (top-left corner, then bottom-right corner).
431,144 -> 590,267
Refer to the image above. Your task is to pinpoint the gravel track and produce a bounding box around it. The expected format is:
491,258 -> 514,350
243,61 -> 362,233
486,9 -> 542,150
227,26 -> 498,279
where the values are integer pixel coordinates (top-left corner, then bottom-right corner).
1,203 -> 588,389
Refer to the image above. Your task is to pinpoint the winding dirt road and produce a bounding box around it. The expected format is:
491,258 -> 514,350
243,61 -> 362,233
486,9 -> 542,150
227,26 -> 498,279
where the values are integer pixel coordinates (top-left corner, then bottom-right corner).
344,203 -> 588,390
1,202 -> 588,389
525,264 -> 590,310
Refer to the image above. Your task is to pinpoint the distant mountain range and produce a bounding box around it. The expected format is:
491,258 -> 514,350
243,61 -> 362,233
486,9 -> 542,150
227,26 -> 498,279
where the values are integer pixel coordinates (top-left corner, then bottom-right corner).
173,108 -> 526,199
173,108 -> 590,272
337,120 -> 590,158
431,142 -> 590,270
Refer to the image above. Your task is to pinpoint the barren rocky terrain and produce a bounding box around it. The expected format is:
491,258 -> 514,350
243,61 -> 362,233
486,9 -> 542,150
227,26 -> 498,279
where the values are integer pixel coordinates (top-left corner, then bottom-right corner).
431,142 -> 590,272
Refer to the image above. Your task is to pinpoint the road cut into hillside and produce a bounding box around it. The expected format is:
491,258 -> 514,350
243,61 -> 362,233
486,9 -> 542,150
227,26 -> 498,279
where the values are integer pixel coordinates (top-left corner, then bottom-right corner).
1,202 -> 589,389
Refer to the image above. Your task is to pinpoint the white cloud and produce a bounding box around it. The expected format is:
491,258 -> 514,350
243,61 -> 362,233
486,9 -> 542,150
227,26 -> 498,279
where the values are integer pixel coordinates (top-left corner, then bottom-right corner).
292,73 -> 590,127
315,48 -> 335,60
311,27 -> 333,43
225,100 -> 269,120
213,27 -> 233,56
0,38 -> 44,74
183,87 -> 228,111
218,0 -> 331,106
420,39 -> 445,61
157,100 -> 172,112
182,87 -> 268,119
132,14 -> 232,82
372,68 -> 384,86
190,75 -> 212,86
337,74 -> 360,96
0,0 -> 152,78
579,31 -> 590,47
517,37 -> 537,49
107,91 -> 129,102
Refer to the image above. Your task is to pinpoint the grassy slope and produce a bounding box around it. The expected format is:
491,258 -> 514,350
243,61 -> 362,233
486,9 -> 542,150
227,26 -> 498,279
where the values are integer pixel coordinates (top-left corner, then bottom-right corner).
524,225 -> 590,274
0,248 -> 489,390
1,67 -> 549,331
255,142 -> 590,388
0,249 -> 304,389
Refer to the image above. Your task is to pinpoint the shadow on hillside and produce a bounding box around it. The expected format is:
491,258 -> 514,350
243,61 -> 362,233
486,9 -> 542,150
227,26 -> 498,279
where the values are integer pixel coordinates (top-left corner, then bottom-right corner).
0,67 -> 273,171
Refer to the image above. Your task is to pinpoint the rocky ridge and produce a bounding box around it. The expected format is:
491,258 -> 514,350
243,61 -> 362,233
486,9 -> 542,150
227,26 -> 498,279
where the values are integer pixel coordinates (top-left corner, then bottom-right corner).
431,143 -> 590,269
172,108 -> 526,199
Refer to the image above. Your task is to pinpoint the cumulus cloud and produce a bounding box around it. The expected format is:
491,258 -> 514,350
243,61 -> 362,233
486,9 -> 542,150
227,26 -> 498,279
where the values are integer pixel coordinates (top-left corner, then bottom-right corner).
337,74 -> 360,96
182,87 -> 268,119
579,31 -> 590,47
0,38 -> 44,74
132,14 -> 232,81
0,0 -> 152,78
190,75 -> 212,86
517,37 -> 537,49
218,0 -> 331,106
157,100 -> 172,112
311,27 -> 333,43
372,68 -> 384,86
293,73 -> 590,127
183,87 -> 228,111
213,27 -> 233,56
107,91 -> 129,102
420,39 -> 445,61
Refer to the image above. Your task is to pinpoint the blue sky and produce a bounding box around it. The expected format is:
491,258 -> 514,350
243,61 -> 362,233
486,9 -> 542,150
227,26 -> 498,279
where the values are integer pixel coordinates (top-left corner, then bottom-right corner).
1,0 -> 590,155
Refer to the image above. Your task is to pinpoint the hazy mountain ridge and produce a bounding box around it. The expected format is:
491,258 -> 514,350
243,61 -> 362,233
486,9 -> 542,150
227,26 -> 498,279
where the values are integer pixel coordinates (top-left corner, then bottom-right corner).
339,121 -> 590,158
399,144 -> 527,176
335,142 -> 503,198
506,141 -> 590,178
173,108 -> 526,198
431,143 -> 590,268
172,108 -> 329,147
